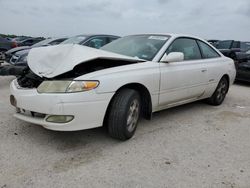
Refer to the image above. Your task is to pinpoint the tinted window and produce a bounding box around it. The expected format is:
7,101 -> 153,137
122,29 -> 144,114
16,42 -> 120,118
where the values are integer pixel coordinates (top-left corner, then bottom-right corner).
166,38 -> 201,60
232,41 -> 240,48
241,42 -> 250,52
217,40 -> 233,49
23,39 -> 34,45
85,37 -> 108,49
197,41 -> 220,59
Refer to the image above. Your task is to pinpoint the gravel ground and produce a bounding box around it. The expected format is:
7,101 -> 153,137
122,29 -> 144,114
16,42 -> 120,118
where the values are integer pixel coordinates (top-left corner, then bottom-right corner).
0,76 -> 250,188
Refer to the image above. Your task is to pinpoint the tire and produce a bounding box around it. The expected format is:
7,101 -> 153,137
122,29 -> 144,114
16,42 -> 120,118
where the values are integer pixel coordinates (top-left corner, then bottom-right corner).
207,77 -> 229,106
107,89 -> 141,140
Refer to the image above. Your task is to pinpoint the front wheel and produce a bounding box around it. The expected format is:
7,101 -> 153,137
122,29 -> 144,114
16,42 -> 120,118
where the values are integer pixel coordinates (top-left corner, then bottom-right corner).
107,89 -> 141,140
207,77 -> 229,106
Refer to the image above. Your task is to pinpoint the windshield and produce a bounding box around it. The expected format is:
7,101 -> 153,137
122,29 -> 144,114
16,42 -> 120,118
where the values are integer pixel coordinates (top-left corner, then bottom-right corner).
61,35 -> 87,44
216,40 -> 233,49
31,38 -> 53,47
101,35 -> 169,61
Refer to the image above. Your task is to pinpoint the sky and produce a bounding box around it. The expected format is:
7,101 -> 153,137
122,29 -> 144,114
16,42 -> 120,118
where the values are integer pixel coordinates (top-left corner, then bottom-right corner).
0,0 -> 250,40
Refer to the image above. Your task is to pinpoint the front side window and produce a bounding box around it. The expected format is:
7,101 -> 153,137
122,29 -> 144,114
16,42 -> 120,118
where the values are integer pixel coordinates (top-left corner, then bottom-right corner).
197,41 -> 220,59
166,38 -> 201,60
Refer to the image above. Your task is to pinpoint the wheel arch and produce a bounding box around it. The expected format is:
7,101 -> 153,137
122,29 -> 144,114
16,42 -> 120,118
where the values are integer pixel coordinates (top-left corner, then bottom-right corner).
103,82 -> 152,126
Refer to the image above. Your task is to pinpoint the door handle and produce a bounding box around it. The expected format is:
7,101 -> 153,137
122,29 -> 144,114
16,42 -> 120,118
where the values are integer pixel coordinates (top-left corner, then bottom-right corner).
201,69 -> 207,73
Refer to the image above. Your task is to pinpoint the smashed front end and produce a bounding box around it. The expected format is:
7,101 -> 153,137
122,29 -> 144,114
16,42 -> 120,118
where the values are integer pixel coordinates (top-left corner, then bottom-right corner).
8,44 -> 142,131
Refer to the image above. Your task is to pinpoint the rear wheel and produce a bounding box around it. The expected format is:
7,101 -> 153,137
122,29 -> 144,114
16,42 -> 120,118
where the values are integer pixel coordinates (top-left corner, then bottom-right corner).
107,89 -> 141,140
207,77 -> 229,106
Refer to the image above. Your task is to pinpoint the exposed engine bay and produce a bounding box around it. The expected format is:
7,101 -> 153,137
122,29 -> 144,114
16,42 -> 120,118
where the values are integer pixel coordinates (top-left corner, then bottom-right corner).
0,58 -> 139,88
0,44 -> 144,88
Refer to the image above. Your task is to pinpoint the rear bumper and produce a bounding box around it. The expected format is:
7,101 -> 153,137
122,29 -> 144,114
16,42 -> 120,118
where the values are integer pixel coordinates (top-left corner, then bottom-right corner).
10,80 -> 114,131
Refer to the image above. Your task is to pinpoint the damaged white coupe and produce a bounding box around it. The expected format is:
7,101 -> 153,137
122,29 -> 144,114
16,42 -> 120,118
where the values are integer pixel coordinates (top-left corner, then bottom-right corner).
9,34 -> 236,140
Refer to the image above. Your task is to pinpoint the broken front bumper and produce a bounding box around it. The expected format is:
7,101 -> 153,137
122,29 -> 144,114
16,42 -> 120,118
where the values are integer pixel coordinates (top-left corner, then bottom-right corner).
10,80 -> 114,131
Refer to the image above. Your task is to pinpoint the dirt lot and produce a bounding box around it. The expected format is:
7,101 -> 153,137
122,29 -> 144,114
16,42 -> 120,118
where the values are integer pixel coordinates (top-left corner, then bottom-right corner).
0,76 -> 250,188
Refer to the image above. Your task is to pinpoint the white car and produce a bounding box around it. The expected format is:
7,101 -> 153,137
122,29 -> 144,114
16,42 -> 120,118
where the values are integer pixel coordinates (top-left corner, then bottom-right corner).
10,34 -> 236,140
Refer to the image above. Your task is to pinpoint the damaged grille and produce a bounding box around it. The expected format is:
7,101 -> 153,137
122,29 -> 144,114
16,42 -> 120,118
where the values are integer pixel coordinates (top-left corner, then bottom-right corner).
17,108 -> 46,118
10,58 -> 140,89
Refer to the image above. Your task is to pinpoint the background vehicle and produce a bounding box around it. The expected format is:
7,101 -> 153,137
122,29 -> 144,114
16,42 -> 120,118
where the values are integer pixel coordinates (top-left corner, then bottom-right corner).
236,59 -> 250,82
0,36 -> 17,65
11,36 -> 32,42
9,34 -> 236,140
16,37 -> 45,47
217,40 -> 250,62
9,35 -> 120,66
61,34 -> 120,48
6,37 -> 67,66
207,39 -> 219,47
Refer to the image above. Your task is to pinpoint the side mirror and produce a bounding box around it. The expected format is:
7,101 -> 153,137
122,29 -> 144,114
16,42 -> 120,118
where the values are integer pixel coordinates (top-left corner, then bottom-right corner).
161,52 -> 184,63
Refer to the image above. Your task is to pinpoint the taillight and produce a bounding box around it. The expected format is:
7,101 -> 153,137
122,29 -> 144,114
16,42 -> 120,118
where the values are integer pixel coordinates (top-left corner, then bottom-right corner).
11,42 -> 18,48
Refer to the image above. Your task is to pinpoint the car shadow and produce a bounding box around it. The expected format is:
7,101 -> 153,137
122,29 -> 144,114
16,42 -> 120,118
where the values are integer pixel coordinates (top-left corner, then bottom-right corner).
234,80 -> 250,87
17,100 -> 210,151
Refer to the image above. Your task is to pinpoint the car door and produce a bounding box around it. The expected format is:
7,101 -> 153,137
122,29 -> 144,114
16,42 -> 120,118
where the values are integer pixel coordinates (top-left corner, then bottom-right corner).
159,38 -> 208,106
196,40 -> 226,93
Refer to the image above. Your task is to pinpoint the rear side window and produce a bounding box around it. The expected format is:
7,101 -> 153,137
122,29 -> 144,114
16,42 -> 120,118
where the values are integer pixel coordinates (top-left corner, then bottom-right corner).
166,38 -> 201,60
197,41 -> 220,59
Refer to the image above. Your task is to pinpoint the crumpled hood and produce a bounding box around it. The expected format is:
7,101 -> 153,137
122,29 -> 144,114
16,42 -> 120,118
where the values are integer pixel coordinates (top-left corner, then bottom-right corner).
27,44 -> 143,78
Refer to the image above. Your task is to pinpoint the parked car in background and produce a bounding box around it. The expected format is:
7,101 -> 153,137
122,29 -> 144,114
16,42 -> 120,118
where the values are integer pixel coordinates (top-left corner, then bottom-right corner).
16,37 -> 45,47
0,36 -> 17,65
7,37 -> 68,66
5,46 -> 32,62
9,35 -> 120,66
9,34 -> 236,140
207,40 -> 219,47
236,60 -> 250,82
12,36 -> 32,42
61,34 -> 120,48
216,40 -> 250,62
